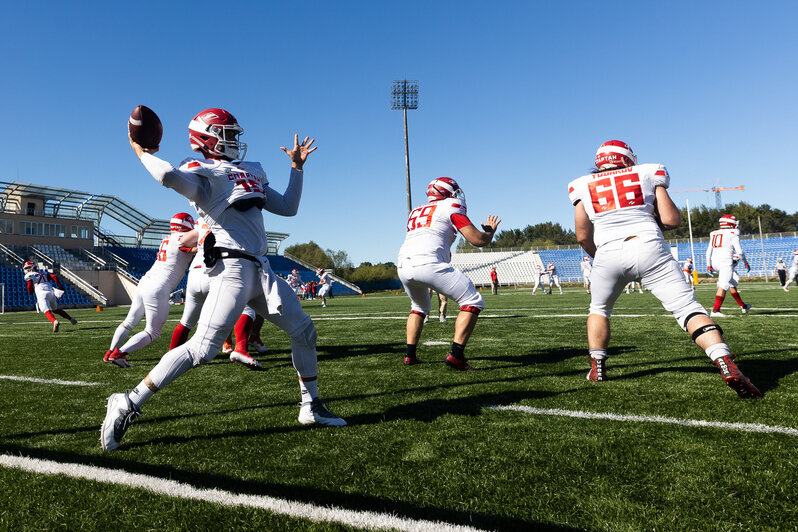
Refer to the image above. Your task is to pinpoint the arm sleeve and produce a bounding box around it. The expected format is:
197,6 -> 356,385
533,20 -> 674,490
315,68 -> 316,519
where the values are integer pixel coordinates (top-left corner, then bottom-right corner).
652,165 -> 670,188
49,274 -> 64,289
264,168 -> 303,216
140,153 -> 210,204
27,280 -> 34,294
732,236 -> 746,262
705,241 -> 713,266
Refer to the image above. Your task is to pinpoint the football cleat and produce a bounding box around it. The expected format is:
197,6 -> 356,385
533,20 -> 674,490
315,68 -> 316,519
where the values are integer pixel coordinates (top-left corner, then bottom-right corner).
403,355 -> 422,366
714,355 -> 762,399
248,338 -> 269,354
229,350 -> 264,370
103,349 -> 113,362
439,315 -> 447,323
445,353 -> 473,371
709,311 -> 727,317
221,340 -> 233,354
784,286 -> 790,292
52,320 -> 60,333
100,391 -> 141,451
108,348 -> 133,368
741,304 -> 752,314
586,357 -> 606,382
298,397 -> 347,426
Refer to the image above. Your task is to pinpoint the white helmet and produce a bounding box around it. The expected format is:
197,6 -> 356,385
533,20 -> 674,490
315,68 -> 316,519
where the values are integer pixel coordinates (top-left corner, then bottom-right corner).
23,260 -> 35,272
188,108 -> 247,161
719,214 -> 739,229
595,140 -> 637,171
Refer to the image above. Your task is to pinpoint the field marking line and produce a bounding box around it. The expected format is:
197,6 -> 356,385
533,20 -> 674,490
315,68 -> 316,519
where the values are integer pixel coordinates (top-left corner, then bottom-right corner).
486,405 -> 798,437
0,454 -> 484,532
0,375 -> 102,387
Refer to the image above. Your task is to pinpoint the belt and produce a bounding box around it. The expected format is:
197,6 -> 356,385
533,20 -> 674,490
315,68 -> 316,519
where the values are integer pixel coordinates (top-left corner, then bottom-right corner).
215,247 -> 261,265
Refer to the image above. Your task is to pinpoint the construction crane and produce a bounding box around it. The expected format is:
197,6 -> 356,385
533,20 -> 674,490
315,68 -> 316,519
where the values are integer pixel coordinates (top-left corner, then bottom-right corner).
670,181 -> 745,210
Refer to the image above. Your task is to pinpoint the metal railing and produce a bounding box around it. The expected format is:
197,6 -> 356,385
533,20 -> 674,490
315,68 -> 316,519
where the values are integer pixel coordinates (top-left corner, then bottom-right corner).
27,246 -> 108,305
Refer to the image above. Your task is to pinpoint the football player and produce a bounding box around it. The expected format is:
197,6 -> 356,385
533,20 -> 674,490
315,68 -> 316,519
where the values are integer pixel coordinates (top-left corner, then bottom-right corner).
682,257 -> 695,290
546,262 -> 563,294
531,263 -> 545,295
784,250 -> 798,291
397,177 -> 500,370
23,261 -> 78,332
103,213 -> 197,367
102,109 -> 345,452
568,140 -> 760,398
581,256 -> 592,294
705,215 -> 751,316
287,268 -> 302,296
316,267 -> 333,308
625,281 -> 644,294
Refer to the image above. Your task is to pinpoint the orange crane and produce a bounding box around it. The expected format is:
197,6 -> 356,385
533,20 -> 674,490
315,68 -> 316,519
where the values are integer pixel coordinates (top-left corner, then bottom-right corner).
670,181 -> 745,210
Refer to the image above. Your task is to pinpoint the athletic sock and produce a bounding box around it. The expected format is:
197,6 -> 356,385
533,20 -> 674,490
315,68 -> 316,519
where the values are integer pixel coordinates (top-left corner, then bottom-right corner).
129,380 -> 155,408
234,314 -> 253,352
589,348 -> 607,360
44,310 -> 56,324
299,376 -> 318,404
451,341 -> 466,360
705,342 -> 731,362
169,323 -> 191,349
406,344 -> 417,359
54,309 -> 72,319
731,292 -> 745,307
713,295 -> 725,311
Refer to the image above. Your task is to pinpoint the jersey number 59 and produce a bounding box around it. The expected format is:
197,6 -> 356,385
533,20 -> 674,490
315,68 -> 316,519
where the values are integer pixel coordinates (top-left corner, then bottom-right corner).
407,205 -> 437,231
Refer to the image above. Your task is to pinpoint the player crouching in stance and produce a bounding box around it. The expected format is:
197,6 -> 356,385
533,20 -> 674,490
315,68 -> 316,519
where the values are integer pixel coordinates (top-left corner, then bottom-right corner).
706,215 -> 751,316
102,109 -> 344,452
104,213 -> 197,367
569,140 -> 760,398
397,177 -> 500,370
23,261 -> 78,332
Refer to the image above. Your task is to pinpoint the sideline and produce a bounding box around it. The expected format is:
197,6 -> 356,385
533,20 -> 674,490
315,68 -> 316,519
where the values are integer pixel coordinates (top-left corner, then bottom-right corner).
0,454 -> 483,532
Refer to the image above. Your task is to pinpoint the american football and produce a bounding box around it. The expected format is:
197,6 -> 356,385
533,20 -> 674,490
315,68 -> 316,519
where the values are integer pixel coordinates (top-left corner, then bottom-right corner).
128,105 -> 163,149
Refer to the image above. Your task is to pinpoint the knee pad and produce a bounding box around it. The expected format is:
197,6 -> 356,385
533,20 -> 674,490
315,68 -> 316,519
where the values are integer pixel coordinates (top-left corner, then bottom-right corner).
691,323 -> 723,343
292,320 -> 317,349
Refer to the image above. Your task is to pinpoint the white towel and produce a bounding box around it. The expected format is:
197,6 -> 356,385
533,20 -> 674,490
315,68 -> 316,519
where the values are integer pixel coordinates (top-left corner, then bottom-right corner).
256,257 -> 283,316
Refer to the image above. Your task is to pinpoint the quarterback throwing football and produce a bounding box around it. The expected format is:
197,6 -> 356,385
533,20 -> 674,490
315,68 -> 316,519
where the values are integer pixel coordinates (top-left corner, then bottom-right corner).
101,108 -> 345,452
568,140 -> 760,398
397,177 -> 500,370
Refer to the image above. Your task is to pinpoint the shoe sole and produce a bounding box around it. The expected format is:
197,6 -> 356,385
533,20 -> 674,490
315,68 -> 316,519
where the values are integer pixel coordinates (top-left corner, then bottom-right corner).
725,377 -> 762,398
230,353 -> 264,370
445,356 -> 473,371
100,395 -> 121,451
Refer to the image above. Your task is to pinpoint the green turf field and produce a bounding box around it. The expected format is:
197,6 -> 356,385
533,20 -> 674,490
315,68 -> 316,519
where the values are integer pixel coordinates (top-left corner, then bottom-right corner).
1,282 -> 796,531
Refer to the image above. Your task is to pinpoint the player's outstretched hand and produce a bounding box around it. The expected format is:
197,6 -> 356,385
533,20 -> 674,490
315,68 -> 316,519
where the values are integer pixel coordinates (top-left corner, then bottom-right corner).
481,215 -> 501,234
281,134 -> 317,170
129,132 -> 159,159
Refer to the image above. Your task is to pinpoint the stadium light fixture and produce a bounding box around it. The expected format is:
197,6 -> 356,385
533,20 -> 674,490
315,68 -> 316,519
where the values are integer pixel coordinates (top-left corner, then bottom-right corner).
391,80 -> 419,214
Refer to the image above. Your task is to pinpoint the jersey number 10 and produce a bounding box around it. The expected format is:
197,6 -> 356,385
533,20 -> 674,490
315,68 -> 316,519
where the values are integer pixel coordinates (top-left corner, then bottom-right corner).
588,173 -> 644,213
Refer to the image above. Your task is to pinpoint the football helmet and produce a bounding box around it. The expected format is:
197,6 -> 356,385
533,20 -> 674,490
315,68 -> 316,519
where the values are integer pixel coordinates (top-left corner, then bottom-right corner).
316,267 -> 324,275
188,108 -> 247,161
595,140 -> 637,171
292,268 -> 298,274
170,212 -> 195,233
427,177 -> 465,203
719,214 -> 739,229
583,256 -> 591,262
23,260 -> 35,272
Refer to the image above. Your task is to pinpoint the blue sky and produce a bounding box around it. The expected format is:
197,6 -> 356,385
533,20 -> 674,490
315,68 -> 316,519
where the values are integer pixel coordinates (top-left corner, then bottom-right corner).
3,1 -> 796,264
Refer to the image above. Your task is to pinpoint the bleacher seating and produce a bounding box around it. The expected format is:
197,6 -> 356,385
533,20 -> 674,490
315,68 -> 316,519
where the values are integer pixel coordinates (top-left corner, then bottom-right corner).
34,245 -> 96,271
451,250 -> 546,285
0,263 -> 93,310
672,234 -> 798,277
106,246 -> 159,279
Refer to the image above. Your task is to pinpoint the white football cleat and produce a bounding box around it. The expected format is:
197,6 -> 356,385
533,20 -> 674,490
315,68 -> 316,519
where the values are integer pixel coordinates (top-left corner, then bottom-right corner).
100,392 -> 140,451
710,310 -> 727,318
248,339 -> 269,354
52,320 -> 60,333
439,315 -> 447,323
298,398 -> 347,426
784,286 -> 790,292
230,350 -> 263,370
741,304 -> 752,314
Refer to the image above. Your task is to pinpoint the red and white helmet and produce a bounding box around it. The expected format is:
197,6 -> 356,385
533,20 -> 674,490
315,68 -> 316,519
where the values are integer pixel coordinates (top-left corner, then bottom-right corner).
292,268 -> 298,274
686,257 -> 693,262
584,256 -> 591,261
719,214 -> 739,229
427,177 -> 465,203
170,212 -> 195,233
793,249 -> 798,255
547,262 -> 553,268
595,140 -> 637,171
316,267 -> 324,275
23,260 -> 35,272
189,108 -> 247,161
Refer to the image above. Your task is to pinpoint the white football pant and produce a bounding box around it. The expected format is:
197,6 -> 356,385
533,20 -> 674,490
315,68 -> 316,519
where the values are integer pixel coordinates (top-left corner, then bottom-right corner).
111,276 -> 171,353
398,260 -> 484,315
589,237 -> 706,330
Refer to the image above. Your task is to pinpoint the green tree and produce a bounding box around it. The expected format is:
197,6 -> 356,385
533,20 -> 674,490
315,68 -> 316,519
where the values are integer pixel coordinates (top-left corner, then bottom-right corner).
284,241 -> 333,269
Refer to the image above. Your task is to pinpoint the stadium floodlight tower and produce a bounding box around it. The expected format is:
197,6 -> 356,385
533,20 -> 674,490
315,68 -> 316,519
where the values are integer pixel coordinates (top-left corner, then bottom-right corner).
391,80 -> 419,214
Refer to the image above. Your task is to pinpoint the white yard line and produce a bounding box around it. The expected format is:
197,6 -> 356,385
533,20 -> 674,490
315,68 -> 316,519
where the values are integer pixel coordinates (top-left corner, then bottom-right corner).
486,405 -> 798,437
0,455 -> 483,532
0,375 -> 102,387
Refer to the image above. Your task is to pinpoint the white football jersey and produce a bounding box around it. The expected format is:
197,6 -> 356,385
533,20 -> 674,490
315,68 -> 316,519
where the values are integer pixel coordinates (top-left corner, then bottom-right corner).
791,254 -> 798,269
25,270 -> 56,295
287,272 -> 301,288
547,264 -> 558,275
568,163 -> 670,248
706,228 -> 744,268
144,232 -> 194,290
581,261 -> 592,274
177,158 -> 270,255
683,260 -> 694,273
398,198 -> 470,265
318,271 -> 332,285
